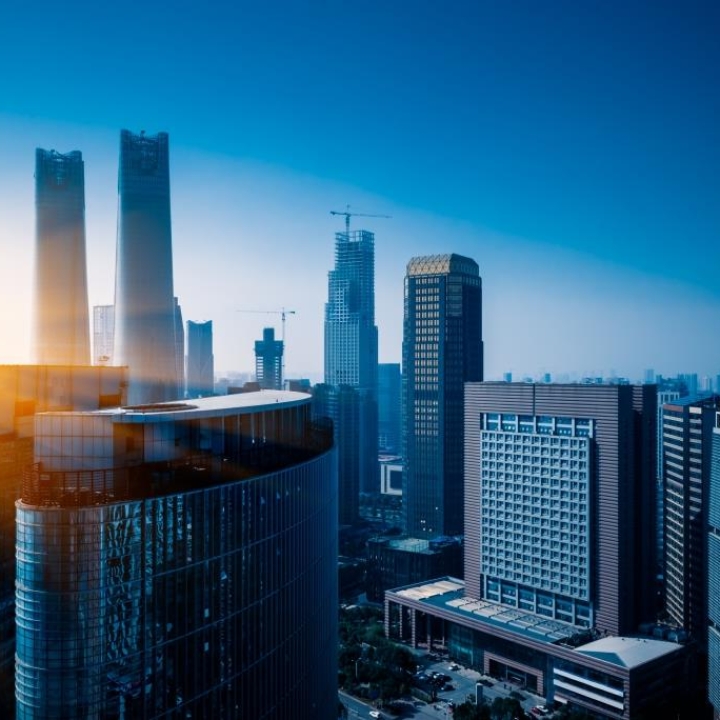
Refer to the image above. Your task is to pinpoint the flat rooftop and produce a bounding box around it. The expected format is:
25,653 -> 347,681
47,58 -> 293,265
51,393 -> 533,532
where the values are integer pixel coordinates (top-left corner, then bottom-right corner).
390,578 -> 578,644
388,578 -> 684,669
37,390 -> 311,423
572,635 -> 681,668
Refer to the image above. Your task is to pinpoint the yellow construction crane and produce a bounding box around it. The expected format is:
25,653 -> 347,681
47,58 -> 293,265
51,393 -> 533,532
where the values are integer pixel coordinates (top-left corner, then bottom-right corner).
330,205 -> 391,234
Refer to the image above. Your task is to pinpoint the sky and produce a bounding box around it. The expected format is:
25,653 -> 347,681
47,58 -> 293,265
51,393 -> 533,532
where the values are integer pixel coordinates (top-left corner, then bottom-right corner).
0,0 -> 719,382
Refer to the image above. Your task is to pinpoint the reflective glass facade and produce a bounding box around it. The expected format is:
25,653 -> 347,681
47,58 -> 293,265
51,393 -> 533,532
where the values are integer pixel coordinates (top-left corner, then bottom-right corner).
33,149 -> 90,366
15,394 -> 338,719
114,130 -> 178,405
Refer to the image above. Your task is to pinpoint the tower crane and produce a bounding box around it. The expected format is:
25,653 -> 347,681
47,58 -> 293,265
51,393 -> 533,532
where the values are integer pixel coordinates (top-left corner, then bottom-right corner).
236,307 -> 296,342
330,205 -> 391,234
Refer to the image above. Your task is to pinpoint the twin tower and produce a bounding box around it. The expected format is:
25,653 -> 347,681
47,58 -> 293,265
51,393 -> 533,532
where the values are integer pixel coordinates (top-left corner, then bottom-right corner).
33,130 -> 178,405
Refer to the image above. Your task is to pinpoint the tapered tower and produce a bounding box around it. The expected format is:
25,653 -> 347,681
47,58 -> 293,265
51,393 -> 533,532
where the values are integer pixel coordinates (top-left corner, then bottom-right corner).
33,149 -> 90,365
114,130 -> 178,405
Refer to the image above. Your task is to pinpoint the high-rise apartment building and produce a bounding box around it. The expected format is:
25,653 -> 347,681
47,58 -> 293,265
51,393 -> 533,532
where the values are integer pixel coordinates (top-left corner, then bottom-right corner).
33,149 -> 90,365
403,254 -> 483,538
15,392 -> 337,720
322,228 -> 379,512
656,389 -> 680,578
378,363 -> 401,454
255,327 -> 283,390
662,395 -> 718,641
186,320 -> 214,397
114,130 -> 178,405
93,305 -> 115,365
708,413 -> 720,719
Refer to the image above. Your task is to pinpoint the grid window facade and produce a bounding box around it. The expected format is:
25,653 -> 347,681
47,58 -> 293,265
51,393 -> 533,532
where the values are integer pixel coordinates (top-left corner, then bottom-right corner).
479,414 -> 592,624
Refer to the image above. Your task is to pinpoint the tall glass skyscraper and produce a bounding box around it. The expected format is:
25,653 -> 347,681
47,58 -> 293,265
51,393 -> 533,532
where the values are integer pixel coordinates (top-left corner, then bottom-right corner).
323,229 -> 379,516
15,392 -> 338,719
114,130 -> 178,405
186,319 -> 214,397
33,149 -> 90,365
403,254 -> 483,538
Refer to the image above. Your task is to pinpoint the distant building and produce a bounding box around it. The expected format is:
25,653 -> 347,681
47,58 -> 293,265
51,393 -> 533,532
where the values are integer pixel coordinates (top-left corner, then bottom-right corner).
366,536 -> 462,603
254,327 -> 283,390
378,363 -> 401,454
174,297 -> 184,398
186,320 -> 214,398
322,228 -> 379,511
93,305 -> 115,365
14,392 -> 337,719
380,455 -> 403,496
114,130 -> 178,405
33,148 -> 90,365
662,395 -> 719,643
403,254 -> 483,538
503,372 -> 512,383
313,383 -> 362,525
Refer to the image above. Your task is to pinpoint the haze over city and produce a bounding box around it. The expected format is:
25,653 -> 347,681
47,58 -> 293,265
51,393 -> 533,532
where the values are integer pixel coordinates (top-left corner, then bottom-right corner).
1,0 -> 718,380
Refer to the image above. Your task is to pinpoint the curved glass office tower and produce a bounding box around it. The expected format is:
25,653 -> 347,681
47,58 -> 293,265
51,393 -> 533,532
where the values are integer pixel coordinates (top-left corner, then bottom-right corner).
33,149 -> 90,365
114,130 -> 178,405
15,392 -> 338,719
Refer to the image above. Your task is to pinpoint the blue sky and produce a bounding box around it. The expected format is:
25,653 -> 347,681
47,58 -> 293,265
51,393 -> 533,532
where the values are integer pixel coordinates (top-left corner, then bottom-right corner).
0,0 -> 718,380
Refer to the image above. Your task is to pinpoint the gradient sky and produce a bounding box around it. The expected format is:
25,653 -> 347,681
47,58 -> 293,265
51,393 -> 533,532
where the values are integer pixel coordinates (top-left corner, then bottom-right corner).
0,0 -> 718,381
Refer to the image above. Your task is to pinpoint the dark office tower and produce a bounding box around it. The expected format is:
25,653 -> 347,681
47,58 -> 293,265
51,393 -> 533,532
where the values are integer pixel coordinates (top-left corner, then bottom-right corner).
93,305 -> 115,365
32,149 -> 90,365
323,229 -> 379,503
403,254 -> 483,538
255,327 -> 283,390
378,363 -> 401,454
185,320 -> 213,397
663,395 -> 718,642
15,392 -> 338,720
313,382 -> 361,525
709,415 -> 720,719
114,130 -> 178,405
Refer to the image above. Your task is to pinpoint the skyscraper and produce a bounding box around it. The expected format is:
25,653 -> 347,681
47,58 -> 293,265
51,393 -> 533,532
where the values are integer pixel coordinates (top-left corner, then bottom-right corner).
93,305 -> 115,365
33,149 -> 90,365
708,413 -> 720,718
403,254 -> 483,538
186,319 -> 214,397
322,228 -> 379,513
15,392 -> 337,719
254,327 -> 283,390
662,395 -> 718,641
114,130 -> 178,405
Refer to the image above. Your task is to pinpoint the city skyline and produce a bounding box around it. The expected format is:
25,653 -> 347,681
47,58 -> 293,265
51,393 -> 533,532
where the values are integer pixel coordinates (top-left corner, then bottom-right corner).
1,2 -> 719,380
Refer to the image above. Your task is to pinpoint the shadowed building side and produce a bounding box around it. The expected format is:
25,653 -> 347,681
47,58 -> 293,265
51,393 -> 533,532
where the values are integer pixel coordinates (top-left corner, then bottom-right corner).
114,130 -> 178,405
33,149 -> 90,365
